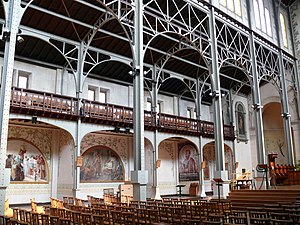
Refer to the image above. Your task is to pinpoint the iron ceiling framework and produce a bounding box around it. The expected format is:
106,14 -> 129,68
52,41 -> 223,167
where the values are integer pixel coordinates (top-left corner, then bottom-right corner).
0,0 -> 297,110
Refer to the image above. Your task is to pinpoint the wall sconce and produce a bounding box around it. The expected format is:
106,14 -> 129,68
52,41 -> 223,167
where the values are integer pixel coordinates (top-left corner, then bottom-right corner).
125,127 -> 131,133
281,112 -> 291,118
17,35 -> 24,43
251,103 -> 263,110
32,114 -> 37,124
2,31 -> 10,42
209,90 -> 220,98
209,90 -> 225,98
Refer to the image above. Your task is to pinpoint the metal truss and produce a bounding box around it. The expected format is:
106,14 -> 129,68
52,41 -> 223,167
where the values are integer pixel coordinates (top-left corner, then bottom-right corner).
11,0 -> 298,101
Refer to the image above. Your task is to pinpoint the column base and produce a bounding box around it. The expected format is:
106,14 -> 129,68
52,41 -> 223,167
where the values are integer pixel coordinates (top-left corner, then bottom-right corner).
199,184 -> 207,197
72,188 -> 81,197
153,186 -> 162,200
131,170 -> 148,201
212,170 -> 230,199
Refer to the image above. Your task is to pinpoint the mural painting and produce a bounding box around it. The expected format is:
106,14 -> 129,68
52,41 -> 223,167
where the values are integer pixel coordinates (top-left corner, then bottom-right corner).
178,144 -> 199,181
6,140 -> 48,183
80,146 -> 124,182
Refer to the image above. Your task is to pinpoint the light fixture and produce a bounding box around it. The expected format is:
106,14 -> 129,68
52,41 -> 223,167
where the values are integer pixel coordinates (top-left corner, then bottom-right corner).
125,127 -> 131,133
32,115 -> 37,124
209,90 -> 220,98
17,35 -> 24,43
251,103 -> 263,110
281,112 -> 291,118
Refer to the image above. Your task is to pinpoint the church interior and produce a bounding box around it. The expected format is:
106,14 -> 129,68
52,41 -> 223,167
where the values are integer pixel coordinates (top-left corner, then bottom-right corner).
1,0 -> 300,224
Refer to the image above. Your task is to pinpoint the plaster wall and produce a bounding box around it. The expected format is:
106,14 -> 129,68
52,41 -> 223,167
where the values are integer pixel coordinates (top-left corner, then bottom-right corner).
57,131 -> 75,199
157,141 -> 178,195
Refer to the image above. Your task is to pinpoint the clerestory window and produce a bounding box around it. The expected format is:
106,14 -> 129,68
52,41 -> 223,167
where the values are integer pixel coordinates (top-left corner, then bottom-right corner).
220,0 -> 242,17
253,0 -> 272,36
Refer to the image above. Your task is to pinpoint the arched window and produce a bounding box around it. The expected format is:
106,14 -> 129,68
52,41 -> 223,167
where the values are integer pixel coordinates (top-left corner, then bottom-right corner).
236,102 -> 247,140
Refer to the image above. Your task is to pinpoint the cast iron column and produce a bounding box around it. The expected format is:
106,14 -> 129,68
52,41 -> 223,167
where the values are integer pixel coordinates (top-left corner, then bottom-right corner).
246,0 -> 266,164
131,0 -> 148,201
208,3 -> 225,175
272,0 -> 294,165
0,0 -> 25,214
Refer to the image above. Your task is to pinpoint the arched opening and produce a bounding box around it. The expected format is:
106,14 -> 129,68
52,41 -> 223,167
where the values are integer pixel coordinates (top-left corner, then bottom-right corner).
262,102 -> 287,165
157,137 -> 199,196
203,142 -> 233,191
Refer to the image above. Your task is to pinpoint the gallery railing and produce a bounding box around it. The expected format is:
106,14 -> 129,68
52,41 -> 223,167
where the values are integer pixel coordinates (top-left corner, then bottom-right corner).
10,87 -> 235,140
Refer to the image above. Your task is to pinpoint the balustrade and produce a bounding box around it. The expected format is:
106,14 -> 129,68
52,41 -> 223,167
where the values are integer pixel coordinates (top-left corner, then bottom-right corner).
9,87 -> 235,140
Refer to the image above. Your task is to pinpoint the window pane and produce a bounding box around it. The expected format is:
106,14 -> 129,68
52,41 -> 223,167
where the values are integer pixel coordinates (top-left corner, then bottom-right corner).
280,13 -> 288,47
227,0 -> 234,11
99,91 -> 106,103
187,109 -> 191,118
157,102 -> 161,113
146,101 -> 151,111
235,0 -> 242,16
265,8 -> 272,36
220,0 -> 227,6
253,0 -> 261,29
258,0 -> 266,32
18,76 -> 28,89
88,89 -> 95,101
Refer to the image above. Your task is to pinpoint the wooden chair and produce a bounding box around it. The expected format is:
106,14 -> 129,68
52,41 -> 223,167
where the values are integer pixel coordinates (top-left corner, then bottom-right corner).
147,209 -> 160,224
270,213 -> 291,221
50,207 -> 58,216
228,215 -> 247,224
60,218 -> 72,225
135,208 -> 148,224
169,206 -> 182,224
202,221 -> 222,225
99,208 -> 111,225
18,209 -> 26,222
82,213 -> 93,225
122,211 -> 136,225
249,211 -> 270,225
49,216 -> 60,225
40,214 -> 49,225
270,219 -> 294,225
207,214 -> 225,224
93,214 -> 104,225
157,206 -> 170,223
183,218 -> 202,225
71,211 -> 82,225
31,212 -> 40,225
110,210 -> 123,225
24,211 -> 32,224
249,218 -> 271,225
12,208 -> 19,220
0,215 -> 11,225
190,205 -> 203,221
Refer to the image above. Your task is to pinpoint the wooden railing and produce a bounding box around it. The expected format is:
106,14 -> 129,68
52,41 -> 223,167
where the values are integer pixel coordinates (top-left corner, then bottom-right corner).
11,87 -> 78,116
9,87 -> 235,140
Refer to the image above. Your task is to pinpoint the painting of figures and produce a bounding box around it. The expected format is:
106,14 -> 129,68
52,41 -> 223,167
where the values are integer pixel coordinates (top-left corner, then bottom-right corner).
6,140 -> 48,183
178,144 -> 199,181
80,146 -> 124,182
